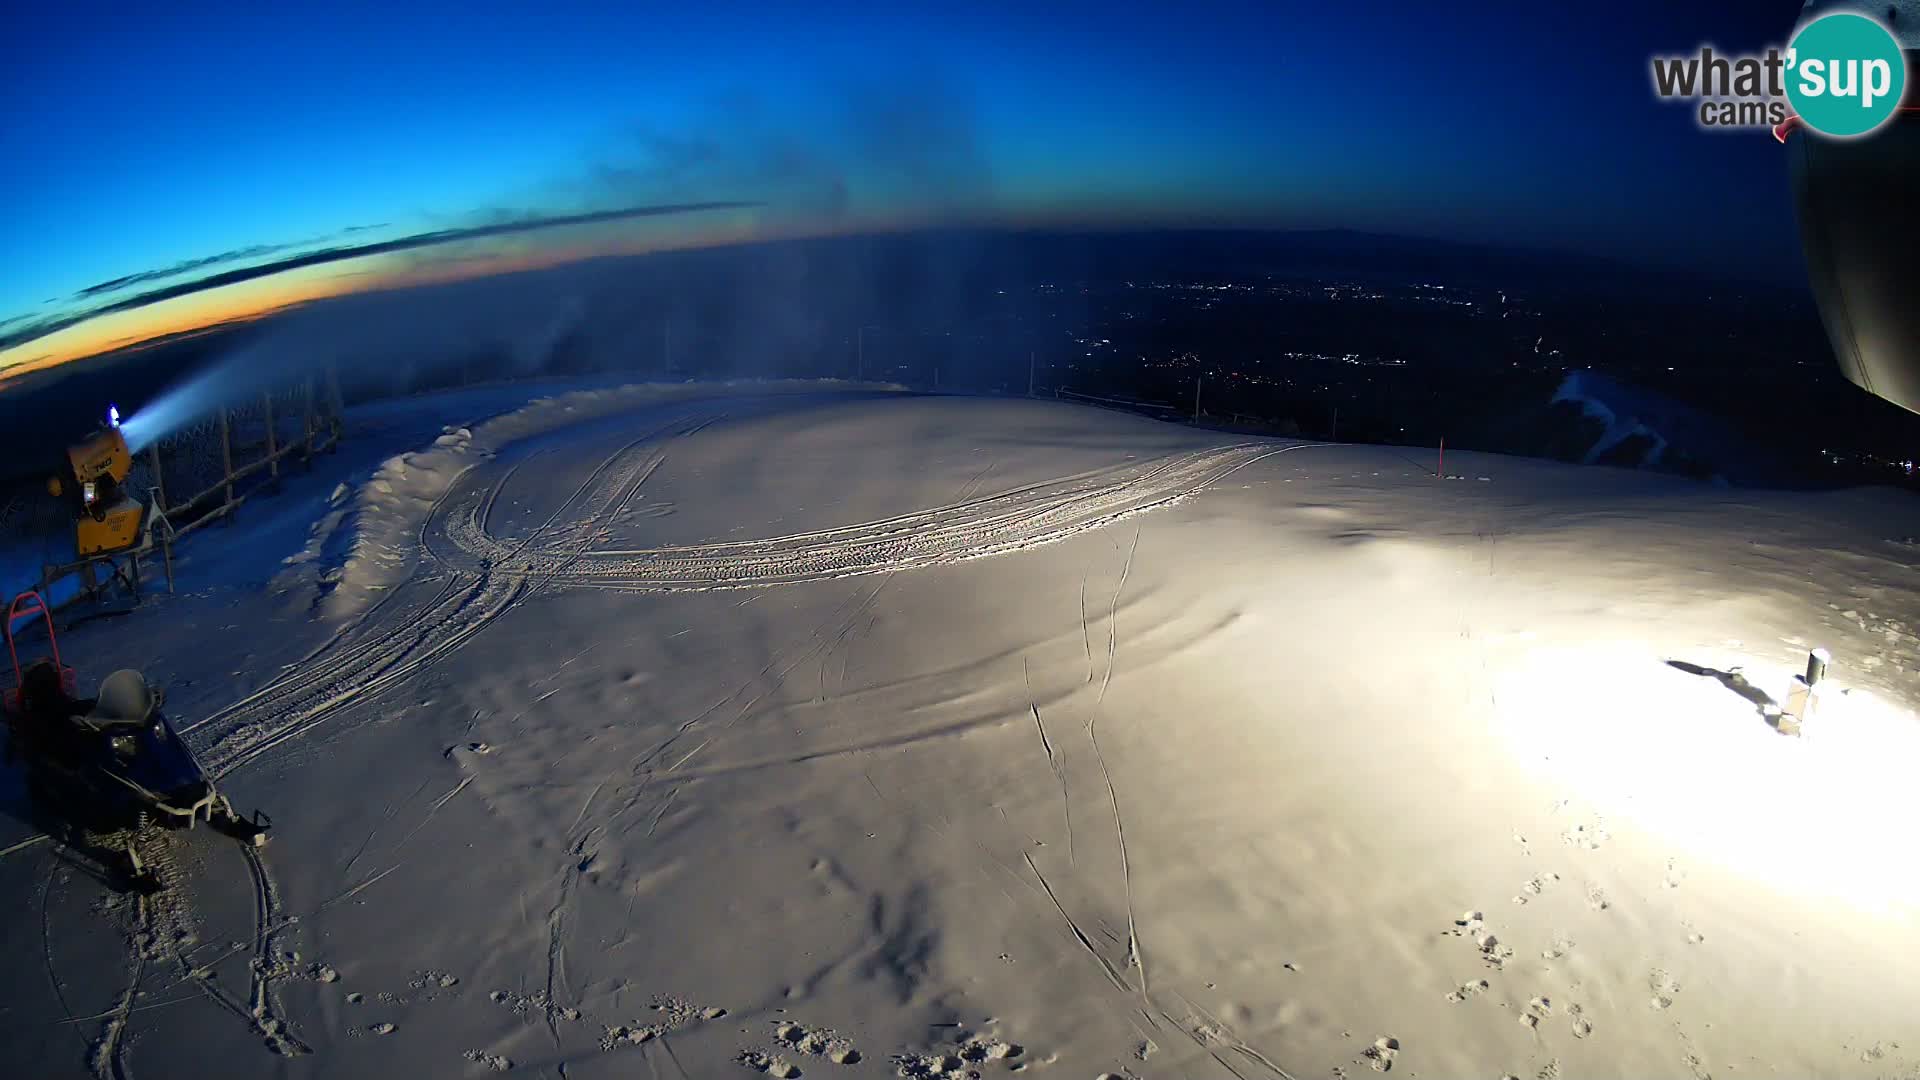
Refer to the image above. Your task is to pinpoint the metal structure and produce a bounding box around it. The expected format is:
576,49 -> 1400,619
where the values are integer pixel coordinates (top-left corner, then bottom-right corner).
35,371 -> 344,609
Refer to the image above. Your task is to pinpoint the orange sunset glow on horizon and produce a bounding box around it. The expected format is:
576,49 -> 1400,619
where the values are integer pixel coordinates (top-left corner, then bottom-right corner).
0,209 -> 821,389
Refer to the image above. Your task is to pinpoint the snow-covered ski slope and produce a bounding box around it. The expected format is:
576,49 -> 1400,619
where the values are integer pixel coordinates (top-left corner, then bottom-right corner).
5,381 -> 1920,1080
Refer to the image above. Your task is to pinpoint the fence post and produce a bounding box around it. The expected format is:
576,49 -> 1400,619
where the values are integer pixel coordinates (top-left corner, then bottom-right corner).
146,444 -> 166,516
219,406 -> 235,523
302,376 -> 316,467
326,365 -> 344,444
263,390 -> 279,486
149,489 -> 174,594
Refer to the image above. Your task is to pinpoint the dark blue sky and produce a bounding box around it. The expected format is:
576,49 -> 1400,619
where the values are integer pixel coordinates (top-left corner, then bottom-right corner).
0,2 -> 1809,375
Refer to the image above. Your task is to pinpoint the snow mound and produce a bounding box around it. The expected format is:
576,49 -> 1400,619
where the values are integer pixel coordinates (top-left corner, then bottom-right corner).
279,379 -> 901,618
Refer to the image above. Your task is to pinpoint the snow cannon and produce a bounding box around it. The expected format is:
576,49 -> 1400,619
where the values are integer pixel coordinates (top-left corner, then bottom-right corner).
1784,1 -> 1920,413
46,409 -> 148,558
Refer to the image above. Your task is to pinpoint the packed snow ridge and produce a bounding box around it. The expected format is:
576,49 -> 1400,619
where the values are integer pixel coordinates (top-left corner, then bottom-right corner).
280,379 -> 904,617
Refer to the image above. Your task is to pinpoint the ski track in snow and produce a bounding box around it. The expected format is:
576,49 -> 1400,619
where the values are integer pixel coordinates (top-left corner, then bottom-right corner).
119,404 -> 1320,1077
443,440 -> 1300,591
187,414 -> 715,778
999,527 -> 1301,1080
186,407 -> 1310,786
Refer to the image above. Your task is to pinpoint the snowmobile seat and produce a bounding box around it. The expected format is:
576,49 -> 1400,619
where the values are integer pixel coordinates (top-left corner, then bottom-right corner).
21,659 -> 91,717
87,670 -> 155,731
8,659 -> 97,766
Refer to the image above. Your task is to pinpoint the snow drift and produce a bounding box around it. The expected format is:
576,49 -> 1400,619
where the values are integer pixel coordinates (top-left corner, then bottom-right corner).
8,386 -> 1920,1080
277,379 -> 905,618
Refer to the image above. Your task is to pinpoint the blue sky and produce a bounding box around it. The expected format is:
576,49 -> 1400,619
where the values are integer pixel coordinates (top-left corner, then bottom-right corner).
0,2 -> 1810,372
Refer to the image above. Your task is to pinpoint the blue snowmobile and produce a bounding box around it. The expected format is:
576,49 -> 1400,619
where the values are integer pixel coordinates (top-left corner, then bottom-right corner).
4,591 -> 267,892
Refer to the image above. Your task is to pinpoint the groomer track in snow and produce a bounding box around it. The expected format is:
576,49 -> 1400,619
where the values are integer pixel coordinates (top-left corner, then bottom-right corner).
189,400 -> 1309,780
12,386 -> 1920,1079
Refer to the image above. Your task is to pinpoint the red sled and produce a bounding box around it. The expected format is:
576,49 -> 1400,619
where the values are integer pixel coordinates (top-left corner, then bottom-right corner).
4,591 -> 76,719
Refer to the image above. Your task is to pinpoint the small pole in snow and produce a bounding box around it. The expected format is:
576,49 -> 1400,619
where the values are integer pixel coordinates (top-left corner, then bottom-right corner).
146,443 -> 166,514
301,376 -> 316,467
219,406 -> 234,518
326,365 -> 344,440
1438,436 -> 1445,479
1028,351 -> 1035,397
263,390 -> 278,486
1806,648 -> 1830,686
1331,405 -> 1339,441
1194,374 -> 1203,419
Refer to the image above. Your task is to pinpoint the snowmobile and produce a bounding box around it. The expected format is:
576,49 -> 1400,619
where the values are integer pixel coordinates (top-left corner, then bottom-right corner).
3,591 -> 268,892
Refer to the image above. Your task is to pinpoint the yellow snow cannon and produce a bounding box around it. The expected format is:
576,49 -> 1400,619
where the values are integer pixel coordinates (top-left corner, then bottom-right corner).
47,409 -> 147,558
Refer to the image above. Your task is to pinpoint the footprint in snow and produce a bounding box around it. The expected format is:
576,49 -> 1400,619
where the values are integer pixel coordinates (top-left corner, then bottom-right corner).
463,1049 -> 514,1071
1477,933 -> 1514,969
1649,969 -> 1681,1010
737,1050 -> 801,1077
1362,1036 -> 1400,1072
1562,821 -> 1607,850
772,1021 -> 860,1061
1568,1004 -> 1592,1039
1512,873 -> 1560,905
891,1032 -> 1024,1077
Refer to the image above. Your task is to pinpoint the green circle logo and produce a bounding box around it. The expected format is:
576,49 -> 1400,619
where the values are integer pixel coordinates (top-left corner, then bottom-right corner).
1786,12 -> 1908,137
